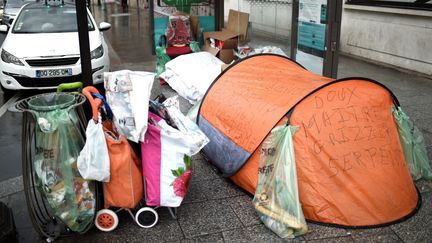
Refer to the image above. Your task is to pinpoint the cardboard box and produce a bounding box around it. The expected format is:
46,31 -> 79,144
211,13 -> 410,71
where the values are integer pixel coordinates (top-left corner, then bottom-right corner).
218,49 -> 235,64
202,30 -> 239,62
202,9 -> 249,64
226,9 -> 250,41
189,15 -> 199,40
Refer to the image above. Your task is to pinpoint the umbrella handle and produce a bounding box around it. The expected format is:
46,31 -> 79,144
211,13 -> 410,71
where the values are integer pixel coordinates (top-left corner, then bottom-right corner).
82,86 -> 102,122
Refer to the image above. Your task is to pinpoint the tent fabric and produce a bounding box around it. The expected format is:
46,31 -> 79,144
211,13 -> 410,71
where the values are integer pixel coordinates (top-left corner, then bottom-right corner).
197,54 -> 420,227
199,55 -> 332,176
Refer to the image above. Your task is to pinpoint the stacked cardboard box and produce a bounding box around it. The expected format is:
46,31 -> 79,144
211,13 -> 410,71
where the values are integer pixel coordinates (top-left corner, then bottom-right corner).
203,10 -> 249,64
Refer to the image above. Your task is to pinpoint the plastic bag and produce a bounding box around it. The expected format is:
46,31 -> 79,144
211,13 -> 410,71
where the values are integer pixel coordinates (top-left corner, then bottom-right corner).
30,93 -> 95,233
82,86 -> 143,210
104,70 -> 154,143
141,113 -> 193,207
189,41 -> 200,52
186,100 -> 201,123
77,115 -> 110,182
159,52 -> 224,105
163,96 -> 209,155
149,95 -> 174,127
253,125 -> 307,238
392,106 -> 432,180
156,46 -> 171,78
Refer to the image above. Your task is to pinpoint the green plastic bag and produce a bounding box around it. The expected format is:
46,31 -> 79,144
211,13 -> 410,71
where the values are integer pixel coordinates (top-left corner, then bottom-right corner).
156,46 -> 171,78
253,125 -> 307,238
28,93 -> 96,232
392,106 -> 432,180
189,41 -> 201,53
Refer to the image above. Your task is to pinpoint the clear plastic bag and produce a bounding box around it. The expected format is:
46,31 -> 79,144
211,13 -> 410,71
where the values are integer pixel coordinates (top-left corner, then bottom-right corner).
253,125 -> 307,238
392,106 -> 432,180
29,93 -> 96,233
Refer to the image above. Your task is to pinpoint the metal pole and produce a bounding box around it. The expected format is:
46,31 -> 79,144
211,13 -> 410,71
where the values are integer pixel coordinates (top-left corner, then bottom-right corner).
76,0 -> 93,87
290,0 -> 299,61
150,0 -> 155,55
215,0 -> 224,31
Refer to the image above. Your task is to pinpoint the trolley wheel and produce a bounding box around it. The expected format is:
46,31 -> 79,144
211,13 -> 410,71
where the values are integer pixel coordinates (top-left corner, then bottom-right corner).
95,209 -> 118,232
135,207 -> 158,228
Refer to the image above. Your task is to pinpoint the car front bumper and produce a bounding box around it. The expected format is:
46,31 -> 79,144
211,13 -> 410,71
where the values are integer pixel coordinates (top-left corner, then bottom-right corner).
0,56 -> 110,90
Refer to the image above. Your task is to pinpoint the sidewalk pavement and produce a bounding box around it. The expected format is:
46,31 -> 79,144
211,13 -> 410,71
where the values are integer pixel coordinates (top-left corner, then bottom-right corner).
1,3 -> 432,243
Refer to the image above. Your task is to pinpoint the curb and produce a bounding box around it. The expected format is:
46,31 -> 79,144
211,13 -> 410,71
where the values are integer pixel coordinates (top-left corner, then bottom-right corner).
0,176 -> 23,199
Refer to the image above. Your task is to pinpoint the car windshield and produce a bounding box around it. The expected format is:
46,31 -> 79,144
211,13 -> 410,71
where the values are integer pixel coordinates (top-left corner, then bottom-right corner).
5,0 -> 33,8
12,5 -> 95,33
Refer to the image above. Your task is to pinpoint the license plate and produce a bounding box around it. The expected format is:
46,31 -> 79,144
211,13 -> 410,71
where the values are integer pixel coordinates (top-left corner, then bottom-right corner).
36,68 -> 72,78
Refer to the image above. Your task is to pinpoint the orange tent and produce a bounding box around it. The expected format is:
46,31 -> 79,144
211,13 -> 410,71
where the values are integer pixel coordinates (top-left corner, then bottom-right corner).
197,54 -> 419,227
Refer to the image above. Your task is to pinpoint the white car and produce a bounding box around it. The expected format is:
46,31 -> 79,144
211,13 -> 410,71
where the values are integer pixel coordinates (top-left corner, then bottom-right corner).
1,0 -> 36,26
0,1 -> 111,91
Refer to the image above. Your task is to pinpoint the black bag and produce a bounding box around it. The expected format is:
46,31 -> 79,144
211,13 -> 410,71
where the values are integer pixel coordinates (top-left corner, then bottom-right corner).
0,202 -> 17,243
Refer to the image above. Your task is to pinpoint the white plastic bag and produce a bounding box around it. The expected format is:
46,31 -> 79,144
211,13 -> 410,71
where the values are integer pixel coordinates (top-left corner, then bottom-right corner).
159,52 -> 223,104
104,70 -> 155,142
162,96 -> 209,155
77,118 -> 110,182
186,100 -> 201,123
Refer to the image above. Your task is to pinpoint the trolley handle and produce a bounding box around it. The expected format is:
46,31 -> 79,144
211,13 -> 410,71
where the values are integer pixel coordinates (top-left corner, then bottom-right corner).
56,82 -> 83,93
91,93 -> 114,121
82,86 -> 103,122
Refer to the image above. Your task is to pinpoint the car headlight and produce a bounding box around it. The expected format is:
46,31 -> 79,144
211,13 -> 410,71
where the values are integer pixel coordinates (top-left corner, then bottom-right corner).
1,49 -> 24,66
90,45 -> 104,60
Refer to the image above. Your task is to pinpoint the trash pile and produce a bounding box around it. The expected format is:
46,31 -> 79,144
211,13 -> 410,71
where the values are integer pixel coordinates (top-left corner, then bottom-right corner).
15,70 -> 210,239
18,92 -> 96,233
77,70 -> 210,232
16,54 -> 432,241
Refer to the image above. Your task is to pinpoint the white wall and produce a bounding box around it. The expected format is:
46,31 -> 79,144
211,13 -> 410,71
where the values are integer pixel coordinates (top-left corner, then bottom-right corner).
224,0 -> 291,40
340,4 -> 432,76
225,1 -> 432,76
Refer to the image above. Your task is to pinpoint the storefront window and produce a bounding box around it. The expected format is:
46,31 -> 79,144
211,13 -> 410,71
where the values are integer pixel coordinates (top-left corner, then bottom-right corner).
225,0 -> 292,57
346,0 -> 432,11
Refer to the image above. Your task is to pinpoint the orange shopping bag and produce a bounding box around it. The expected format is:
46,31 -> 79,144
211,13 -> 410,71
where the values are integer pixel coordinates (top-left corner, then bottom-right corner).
102,120 -> 143,209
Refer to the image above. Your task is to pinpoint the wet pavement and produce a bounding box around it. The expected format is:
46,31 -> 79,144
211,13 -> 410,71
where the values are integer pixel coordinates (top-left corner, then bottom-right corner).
0,2 -> 431,243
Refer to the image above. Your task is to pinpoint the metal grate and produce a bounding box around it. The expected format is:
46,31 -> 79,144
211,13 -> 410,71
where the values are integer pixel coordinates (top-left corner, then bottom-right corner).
25,57 -> 80,67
